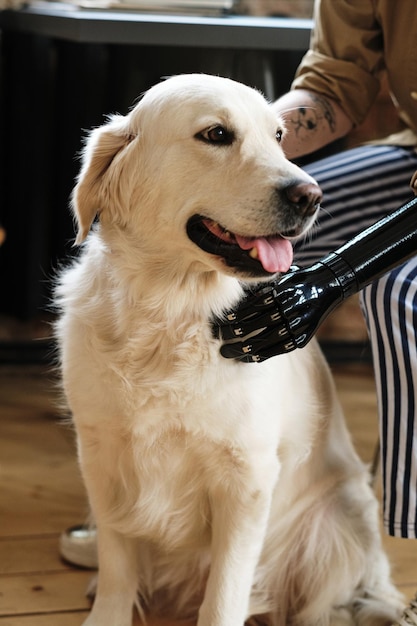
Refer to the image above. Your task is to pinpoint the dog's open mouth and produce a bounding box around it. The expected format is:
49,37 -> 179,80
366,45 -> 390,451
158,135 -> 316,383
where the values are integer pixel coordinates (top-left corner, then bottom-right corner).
186,215 -> 294,276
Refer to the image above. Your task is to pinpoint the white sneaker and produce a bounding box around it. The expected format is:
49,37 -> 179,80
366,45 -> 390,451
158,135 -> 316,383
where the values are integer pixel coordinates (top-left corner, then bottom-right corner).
59,525 -> 98,569
394,594 -> 417,626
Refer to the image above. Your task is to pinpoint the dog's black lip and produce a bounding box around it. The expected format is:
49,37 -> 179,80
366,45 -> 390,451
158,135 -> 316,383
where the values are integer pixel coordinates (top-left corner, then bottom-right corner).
186,214 -> 276,277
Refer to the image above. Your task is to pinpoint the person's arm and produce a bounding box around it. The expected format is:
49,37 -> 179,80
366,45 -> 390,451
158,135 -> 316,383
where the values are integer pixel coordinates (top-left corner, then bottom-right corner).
273,89 -> 354,159
215,196 -> 417,362
273,0 -> 384,160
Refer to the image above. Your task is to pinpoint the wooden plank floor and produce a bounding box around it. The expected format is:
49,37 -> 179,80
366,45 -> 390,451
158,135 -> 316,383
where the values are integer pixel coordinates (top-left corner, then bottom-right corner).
0,362 -> 416,625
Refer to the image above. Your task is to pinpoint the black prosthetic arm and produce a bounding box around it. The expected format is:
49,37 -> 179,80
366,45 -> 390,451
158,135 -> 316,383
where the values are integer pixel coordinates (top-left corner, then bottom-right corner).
322,195 -> 417,294
217,196 -> 417,362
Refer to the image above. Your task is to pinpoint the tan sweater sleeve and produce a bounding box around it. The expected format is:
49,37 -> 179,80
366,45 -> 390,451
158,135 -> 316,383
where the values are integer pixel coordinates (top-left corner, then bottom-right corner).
291,0 -> 384,126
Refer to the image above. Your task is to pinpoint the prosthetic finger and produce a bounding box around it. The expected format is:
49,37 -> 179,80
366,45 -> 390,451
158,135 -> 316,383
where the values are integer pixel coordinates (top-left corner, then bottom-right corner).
218,307 -> 287,341
220,324 -> 296,361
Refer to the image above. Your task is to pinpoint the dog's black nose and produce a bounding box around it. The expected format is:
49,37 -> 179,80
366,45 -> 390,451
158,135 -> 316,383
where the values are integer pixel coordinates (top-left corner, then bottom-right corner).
284,181 -> 323,217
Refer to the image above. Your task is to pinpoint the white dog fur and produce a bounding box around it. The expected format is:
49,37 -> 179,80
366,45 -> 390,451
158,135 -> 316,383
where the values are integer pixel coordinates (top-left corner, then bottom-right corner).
56,74 -> 404,626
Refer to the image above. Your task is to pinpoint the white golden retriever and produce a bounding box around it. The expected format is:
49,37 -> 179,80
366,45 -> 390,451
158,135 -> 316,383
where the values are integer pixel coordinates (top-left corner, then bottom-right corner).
56,74 -> 404,626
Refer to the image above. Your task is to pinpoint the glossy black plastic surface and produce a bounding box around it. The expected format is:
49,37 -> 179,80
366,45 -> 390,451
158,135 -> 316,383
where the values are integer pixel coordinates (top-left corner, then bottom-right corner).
217,196 -> 417,361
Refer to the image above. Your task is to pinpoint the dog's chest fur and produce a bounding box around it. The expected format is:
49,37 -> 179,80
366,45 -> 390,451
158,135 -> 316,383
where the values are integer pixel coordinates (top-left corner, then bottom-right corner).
109,423 -> 260,551
60,243 -> 289,551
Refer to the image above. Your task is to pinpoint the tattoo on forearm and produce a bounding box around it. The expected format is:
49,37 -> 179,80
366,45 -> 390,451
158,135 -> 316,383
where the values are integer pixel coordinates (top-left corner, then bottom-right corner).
289,94 -> 336,136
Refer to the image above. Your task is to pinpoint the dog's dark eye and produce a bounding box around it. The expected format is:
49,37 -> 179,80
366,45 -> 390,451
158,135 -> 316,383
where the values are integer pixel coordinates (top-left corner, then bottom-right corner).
197,125 -> 234,145
276,129 -> 283,143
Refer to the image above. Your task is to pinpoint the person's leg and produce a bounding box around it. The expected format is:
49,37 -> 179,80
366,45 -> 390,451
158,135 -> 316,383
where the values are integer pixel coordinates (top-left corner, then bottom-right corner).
361,260 -> 417,539
294,143 -> 417,539
294,143 -> 417,623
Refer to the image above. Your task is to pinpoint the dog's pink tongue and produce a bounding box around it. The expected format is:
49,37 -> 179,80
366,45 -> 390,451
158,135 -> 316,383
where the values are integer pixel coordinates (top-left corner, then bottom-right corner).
235,234 -> 293,273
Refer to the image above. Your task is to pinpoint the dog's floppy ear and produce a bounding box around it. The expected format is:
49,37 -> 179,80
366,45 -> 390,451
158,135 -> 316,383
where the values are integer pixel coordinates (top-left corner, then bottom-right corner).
72,115 -> 136,245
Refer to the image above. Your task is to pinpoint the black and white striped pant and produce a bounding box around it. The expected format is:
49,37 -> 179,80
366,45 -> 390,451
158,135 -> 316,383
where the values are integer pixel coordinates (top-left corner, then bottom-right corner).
294,144 -> 417,538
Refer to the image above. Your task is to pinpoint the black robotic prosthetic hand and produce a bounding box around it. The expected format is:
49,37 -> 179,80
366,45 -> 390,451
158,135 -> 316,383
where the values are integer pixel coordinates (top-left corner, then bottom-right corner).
216,196 -> 417,362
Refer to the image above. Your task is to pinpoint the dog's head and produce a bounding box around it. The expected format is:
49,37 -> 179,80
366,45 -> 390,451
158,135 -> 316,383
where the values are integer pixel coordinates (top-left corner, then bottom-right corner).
73,74 -> 321,281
